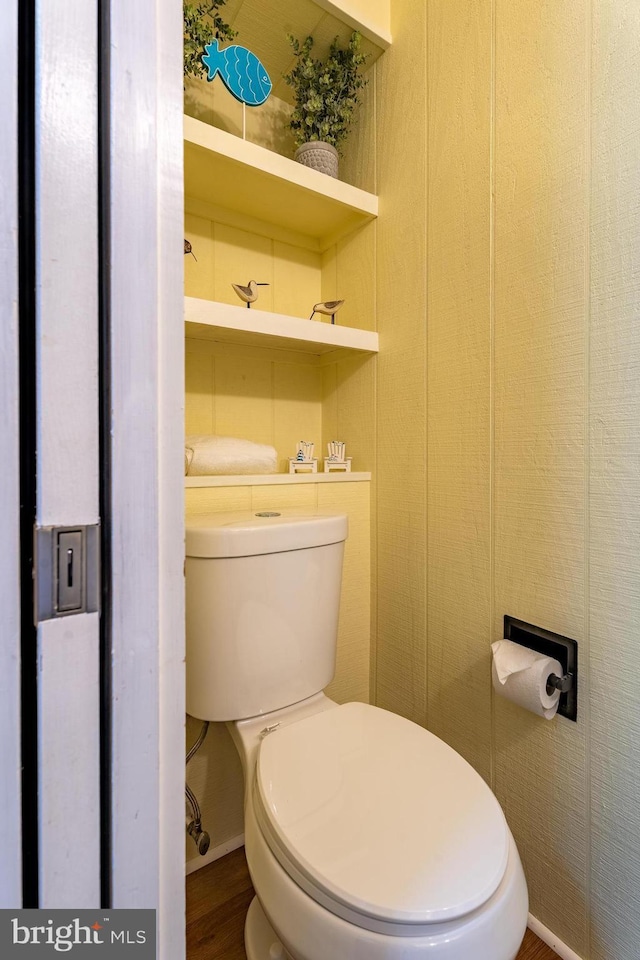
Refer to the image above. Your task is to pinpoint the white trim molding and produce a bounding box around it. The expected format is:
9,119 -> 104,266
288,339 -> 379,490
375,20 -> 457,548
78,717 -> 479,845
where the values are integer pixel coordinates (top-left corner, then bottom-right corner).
528,914 -> 585,960
108,0 -> 184,957
156,0 -> 187,956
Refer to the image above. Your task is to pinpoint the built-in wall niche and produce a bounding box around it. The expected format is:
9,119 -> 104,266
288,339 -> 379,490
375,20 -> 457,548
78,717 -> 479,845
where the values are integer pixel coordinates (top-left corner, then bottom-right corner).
182,0 -> 389,174
184,191 -> 377,479
182,0 -> 381,487
185,334 -> 375,475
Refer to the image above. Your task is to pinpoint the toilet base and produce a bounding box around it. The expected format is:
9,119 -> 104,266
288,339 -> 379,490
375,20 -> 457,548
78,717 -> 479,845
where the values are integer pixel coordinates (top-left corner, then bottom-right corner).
245,896 -> 294,960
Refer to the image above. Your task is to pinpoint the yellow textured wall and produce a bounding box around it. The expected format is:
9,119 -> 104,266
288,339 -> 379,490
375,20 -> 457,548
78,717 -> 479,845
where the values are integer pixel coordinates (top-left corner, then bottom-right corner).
493,1 -> 588,946
374,2 -> 640,958
185,479 -> 371,869
589,3 -> 640,955
425,1 -> 493,788
375,0 -> 427,728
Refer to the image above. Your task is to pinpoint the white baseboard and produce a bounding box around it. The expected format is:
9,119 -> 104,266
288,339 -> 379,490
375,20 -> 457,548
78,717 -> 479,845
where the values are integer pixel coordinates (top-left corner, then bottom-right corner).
528,914 -> 584,960
185,833 -> 245,876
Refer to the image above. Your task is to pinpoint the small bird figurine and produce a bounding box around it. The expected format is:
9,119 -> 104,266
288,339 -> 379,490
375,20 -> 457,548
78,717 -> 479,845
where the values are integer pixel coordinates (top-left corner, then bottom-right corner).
309,299 -> 345,324
231,280 -> 269,308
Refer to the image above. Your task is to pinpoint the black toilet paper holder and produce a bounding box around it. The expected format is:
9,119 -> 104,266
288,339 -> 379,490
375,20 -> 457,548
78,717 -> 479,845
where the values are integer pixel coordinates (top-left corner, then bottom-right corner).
546,672 -> 573,695
504,616 -> 578,722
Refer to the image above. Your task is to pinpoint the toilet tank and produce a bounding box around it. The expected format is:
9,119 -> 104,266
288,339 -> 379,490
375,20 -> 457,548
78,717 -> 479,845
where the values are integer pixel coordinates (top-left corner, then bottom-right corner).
185,510 -> 348,721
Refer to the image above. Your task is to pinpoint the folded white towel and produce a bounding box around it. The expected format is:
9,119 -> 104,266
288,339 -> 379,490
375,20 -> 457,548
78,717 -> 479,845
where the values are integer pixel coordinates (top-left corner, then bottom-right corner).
185,435 -> 278,476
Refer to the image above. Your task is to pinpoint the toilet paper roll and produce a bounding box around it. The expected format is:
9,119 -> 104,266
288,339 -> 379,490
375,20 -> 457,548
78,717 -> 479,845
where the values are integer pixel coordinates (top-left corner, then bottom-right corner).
491,639 -> 562,719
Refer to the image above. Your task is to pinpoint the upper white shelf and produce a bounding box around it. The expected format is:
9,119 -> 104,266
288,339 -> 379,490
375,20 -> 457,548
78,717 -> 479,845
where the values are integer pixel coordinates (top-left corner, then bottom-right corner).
185,296 -> 379,358
184,116 -> 378,250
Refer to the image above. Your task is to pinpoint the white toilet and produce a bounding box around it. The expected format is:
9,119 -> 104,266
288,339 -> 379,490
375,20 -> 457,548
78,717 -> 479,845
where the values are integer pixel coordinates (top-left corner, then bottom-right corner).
186,510 -> 529,960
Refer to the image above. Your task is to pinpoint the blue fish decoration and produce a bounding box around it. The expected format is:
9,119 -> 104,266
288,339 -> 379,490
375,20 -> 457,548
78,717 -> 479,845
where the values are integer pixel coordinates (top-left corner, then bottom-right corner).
202,40 -> 272,107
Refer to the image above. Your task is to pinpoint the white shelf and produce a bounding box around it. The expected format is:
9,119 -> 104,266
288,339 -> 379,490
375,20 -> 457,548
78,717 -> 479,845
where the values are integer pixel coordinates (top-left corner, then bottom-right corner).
184,116 -> 378,250
185,472 -> 371,487
185,297 -> 379,358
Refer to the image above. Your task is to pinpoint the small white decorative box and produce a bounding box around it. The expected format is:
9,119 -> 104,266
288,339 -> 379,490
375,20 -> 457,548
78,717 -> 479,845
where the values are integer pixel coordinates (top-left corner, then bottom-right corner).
323,440 -> 351,472
289,440 -> 317,473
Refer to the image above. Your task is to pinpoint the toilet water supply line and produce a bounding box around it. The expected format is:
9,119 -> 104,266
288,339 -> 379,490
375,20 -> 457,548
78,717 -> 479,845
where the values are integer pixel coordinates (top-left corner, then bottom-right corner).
186,720 -> 211,856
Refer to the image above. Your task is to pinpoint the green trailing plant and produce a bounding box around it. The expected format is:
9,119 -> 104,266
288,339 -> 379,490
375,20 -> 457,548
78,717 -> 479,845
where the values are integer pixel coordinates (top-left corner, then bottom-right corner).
184,1 -> 236,81
283,32 -> 369,153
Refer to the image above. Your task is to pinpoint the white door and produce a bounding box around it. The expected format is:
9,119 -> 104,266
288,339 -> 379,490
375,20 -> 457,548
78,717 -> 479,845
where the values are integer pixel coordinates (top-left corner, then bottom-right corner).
0,0 -> 22,910
0,0 -> 101,910
33,0 -> 102,907
1,0 -> 185,948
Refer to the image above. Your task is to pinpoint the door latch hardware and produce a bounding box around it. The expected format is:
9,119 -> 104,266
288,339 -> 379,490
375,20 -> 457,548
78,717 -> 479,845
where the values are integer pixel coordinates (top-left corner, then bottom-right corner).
34,524 -> 100,623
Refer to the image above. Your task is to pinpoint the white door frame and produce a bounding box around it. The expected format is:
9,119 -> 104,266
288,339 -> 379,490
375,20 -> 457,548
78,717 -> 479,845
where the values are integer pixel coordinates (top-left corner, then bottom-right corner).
107,0 -> 185,956
0,0 -> 22,910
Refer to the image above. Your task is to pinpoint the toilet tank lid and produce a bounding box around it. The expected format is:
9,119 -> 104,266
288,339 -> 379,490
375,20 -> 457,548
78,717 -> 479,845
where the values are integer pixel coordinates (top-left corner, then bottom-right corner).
185,510 -> 348,558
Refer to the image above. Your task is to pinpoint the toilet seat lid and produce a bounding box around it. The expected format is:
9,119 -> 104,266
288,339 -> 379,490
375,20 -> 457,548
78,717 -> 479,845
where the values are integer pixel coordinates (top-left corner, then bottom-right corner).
255,702 -> 509,925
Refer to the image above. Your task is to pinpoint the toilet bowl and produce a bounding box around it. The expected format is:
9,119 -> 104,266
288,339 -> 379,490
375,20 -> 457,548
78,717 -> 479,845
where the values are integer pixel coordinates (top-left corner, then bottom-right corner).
229,693 -> 528,960
186,511 -> 528,959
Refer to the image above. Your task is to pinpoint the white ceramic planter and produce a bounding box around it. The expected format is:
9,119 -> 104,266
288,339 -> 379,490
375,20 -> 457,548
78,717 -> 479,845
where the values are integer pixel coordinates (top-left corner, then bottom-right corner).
294,141 -> 339,179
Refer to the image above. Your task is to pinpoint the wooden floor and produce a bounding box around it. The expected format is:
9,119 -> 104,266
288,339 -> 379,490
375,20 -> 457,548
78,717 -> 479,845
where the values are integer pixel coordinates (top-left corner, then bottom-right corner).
186,848 -> 559,960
